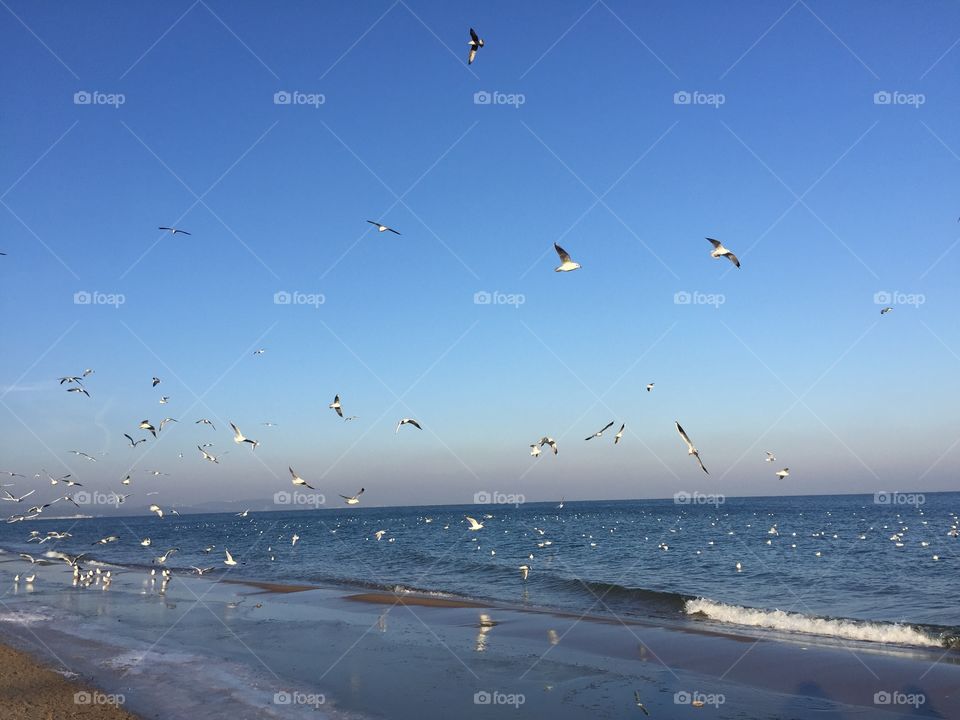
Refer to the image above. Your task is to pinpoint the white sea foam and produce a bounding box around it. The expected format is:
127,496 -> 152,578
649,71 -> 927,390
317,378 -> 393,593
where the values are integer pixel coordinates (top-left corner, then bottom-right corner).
0,610 -> 53,626
684,598 -> 942,648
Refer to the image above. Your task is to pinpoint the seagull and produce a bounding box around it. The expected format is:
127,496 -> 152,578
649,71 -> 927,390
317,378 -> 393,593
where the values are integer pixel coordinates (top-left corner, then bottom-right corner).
140,420 -> 157,438
122,474 -> 132,485
191,566 -> 214,575
58,376 -> 83,385
634,691 -> 650,716
880,306 -> 893,315
83,368 -> 94,377
291,534 -> 300,546
159,396 -> 170,404
529,444 -> 541,457
159,418 -> 178,431
343,416 -> 359,421
69,450 -> 97,462
92,535 -> 119,545
67,387 -> 90,397
614,424 -> 625,444
765,451 -> 776,463
557,497 -> 564,509
366,220 -> 400,235
158,226 -> 191,236
152,377 -> 161,387
396,418 -> 422,433
467,27 -> 484,65
585,421 -> 614,441
195,419 -> 216,430
706,237 -> 740,268
340,488 -> 365,505
253,348 -> 266,355
2,489 -> 35,503
646,383 -> 654,392
230,422 -> 259,449
289,467 -> 315,489
19,553 -> 41,564
329,394 -> 343,418
553,243 -> 581,272
776,468 -> 790,479
153,548 -> 179,564
538,437 -> 558,455
518,564 -> 529,580
465,515 -> 484,531
374,530 -> 387,541
236,509 -> 250,517
198,446 -> 219,463
149,504 -> 164,518
124,433 -> 147,447
224,549 -> 237,566
261,422 -> 278,427
140,538 -> 151,546
675,421 -> 709,474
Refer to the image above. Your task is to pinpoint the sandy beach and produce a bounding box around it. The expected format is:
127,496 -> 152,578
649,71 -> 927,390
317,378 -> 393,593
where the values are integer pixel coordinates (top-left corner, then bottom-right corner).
1,555 -> 956,720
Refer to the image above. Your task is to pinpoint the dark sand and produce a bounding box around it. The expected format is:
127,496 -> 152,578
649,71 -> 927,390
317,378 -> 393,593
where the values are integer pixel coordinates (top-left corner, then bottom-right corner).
0,642 -> 138,720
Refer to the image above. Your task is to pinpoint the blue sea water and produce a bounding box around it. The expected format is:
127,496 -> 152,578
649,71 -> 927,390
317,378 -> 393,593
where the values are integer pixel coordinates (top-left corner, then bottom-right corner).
2,492 -> 957,649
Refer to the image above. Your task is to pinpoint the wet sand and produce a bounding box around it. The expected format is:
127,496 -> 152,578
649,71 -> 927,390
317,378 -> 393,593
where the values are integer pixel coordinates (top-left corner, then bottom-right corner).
0,641 -> 138,719
344,591 -> 491,608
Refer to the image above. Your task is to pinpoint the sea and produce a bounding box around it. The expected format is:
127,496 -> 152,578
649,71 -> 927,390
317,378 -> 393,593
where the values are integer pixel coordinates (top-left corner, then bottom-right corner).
1,492 -> 957,651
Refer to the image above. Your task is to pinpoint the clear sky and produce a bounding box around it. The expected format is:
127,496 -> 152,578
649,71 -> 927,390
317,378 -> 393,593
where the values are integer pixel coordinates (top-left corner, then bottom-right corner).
1,1 -> 959,509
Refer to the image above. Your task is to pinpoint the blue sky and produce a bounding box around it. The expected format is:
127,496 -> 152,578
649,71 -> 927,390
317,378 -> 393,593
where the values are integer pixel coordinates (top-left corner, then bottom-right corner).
1,0 -> 959,508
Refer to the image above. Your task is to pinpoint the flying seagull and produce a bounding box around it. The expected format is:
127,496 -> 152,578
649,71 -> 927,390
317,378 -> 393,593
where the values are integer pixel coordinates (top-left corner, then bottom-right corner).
152,377 -> 161,387
585,421 -> 615,441
776,468 -> 790,479
340,488 -> 365,505
149,504 -> 164,519
195,418 -> 216,430
675,421 -> 709,474
198,446 -> 219,463
124,433 -> 146,447
764,451 -> 776,463
289,467 -> 315,489
1,489 -> 35,503
366,220 -> 400,235
529,444 -> 541,457
224,548 -> 237,566
67,387 -> 90,397
646,383 -> 655,392
158,226 -> 191,236
159,417 -> 178,431
706,238 -> 740,268
69,450 -> 97,462
139,420 -> 157,438
396,418 -> 422,433
230,422 -> 259,449
553,243 -> 581,272
253,348 -> 266,355
465,515 -> 484,531
614,424 -> 625,444
880,306 -> 893,315
159,396 -> 170,404
467,27 -> 484,65
329,394 -> 343,418
538,437 -> 558,455
92,535 -> 119,545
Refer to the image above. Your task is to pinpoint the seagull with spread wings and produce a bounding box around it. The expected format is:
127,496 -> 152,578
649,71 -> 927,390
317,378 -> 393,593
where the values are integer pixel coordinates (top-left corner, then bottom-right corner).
675,421 -> 709,474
